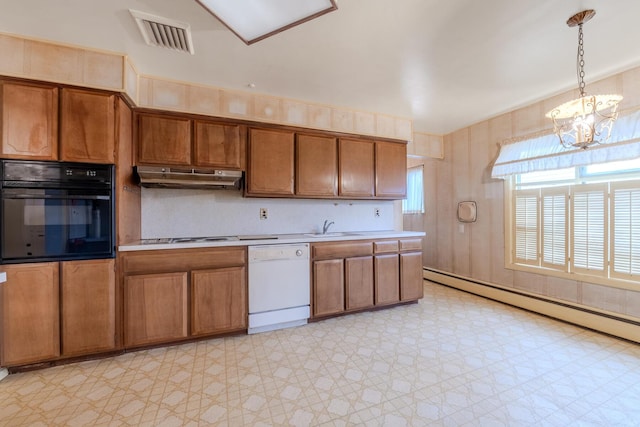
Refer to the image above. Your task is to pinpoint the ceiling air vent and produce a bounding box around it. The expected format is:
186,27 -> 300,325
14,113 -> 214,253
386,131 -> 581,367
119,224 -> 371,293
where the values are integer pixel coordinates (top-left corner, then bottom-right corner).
129,9 -> 195,54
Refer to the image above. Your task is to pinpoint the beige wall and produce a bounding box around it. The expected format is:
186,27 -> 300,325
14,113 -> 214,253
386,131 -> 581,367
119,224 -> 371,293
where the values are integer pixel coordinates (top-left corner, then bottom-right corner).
421,65 -> 640,322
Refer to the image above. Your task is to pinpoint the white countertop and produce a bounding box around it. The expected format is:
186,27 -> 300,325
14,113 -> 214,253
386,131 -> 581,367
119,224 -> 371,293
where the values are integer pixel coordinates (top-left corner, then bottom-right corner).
118,230 -> 425,252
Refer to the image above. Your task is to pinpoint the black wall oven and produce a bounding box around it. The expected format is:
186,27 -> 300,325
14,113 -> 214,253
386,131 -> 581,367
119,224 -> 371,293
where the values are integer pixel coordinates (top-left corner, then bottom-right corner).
1,160 -> 114,264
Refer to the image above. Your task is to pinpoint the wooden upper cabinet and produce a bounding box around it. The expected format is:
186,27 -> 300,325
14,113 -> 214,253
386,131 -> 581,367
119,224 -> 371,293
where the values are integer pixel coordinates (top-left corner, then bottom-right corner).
60,259 -> 116,357
137,113 -> 191,166
1,262 -> 60,367
339,138 -> 375,197
1,81 -> 58,160
194,121 -> 244,170
246,128 -> 295,196
296,133 -> 338,197
60,88 -> 115,163
375,141 -> 407,198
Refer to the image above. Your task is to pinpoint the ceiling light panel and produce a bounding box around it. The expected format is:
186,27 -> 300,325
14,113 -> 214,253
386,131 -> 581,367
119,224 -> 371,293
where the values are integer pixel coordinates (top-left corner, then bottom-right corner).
196,0 -> 337,44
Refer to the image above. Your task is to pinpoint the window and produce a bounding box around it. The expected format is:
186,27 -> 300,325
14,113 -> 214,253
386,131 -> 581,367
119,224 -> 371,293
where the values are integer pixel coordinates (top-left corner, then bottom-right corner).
510,159 -> 640,283
403,166 -> 424,214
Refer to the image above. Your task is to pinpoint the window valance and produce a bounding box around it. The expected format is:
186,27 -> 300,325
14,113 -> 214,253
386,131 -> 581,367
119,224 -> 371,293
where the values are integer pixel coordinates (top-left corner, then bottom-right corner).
491,109 -> 640,178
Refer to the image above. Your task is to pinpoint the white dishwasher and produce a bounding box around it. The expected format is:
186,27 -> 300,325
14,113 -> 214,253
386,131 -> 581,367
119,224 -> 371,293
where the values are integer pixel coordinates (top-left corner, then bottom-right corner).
248,243 -> 310,334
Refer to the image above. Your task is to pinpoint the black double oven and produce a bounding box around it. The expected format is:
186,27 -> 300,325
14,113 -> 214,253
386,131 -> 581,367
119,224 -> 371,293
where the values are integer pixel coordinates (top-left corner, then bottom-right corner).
0,159 -> 114,264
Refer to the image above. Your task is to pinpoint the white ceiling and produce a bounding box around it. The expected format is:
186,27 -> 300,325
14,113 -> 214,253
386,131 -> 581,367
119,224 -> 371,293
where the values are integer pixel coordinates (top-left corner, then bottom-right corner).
1,0 -> 640,135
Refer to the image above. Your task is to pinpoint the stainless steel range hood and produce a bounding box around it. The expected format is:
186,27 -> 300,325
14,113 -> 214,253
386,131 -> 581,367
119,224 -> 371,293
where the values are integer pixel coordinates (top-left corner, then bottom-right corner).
134,166 -> 243,189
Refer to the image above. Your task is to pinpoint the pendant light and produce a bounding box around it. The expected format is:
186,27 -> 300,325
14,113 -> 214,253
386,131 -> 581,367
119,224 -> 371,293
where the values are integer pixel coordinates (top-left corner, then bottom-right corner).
545,10 -> 623,149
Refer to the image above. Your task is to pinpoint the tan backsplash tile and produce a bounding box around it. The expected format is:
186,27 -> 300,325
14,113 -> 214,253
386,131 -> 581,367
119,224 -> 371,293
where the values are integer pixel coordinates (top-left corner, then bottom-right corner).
376,115 -> 395,138
0,33 -> 25,76
188,85 -> 221,116
220,90 -> 254,118
308,104 -> 331,129
331,108 -> 355,133
82,50 -> 123,90
394,118 -> 413,141
151,79 -> 188,111
354,111 -> 375,135
253,95 -> 282,122
281,99 -> 308,126
25,40 -> 83,83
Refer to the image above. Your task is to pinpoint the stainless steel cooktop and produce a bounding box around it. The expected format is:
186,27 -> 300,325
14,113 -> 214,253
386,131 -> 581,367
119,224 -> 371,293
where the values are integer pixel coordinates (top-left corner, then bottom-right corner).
139,236 -> 239,245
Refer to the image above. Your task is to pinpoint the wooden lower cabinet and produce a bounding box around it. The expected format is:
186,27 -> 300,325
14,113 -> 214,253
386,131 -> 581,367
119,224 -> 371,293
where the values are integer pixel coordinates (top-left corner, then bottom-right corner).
345,256 -> 374,311
400,252 -> 424,301
313,259 -> 345,317
120,247 -> 247,348
374,254 -> 400,306
124,272 -> 188,347
191,267 -> 247,335
61,259 -> 116,356
1,263 -> 60,367
312,239 -> 422,319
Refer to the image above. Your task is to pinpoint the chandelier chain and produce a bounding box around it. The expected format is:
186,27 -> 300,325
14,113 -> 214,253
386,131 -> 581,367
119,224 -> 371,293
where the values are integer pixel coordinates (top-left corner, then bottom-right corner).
577,23 -> 586,97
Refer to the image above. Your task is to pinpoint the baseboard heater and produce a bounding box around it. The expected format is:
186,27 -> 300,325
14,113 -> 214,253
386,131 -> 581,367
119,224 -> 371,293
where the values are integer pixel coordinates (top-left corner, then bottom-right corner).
423,267 -> 640,344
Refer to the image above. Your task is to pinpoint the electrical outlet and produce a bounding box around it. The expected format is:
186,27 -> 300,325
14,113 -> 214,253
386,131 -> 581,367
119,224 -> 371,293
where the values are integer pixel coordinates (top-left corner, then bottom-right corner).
374,208 -> 380,217
260,208 -> 268,220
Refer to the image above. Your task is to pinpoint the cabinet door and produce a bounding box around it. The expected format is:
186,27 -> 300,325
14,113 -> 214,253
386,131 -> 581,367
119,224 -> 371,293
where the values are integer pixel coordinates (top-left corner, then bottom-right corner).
124,272 -> 188,347
400,252 -> 424,301
137,114 -> 191,165
246,128 -> 295,196
375,254 -> 400,306
115,98 -> 140,245
339,138 -> 374,197
313,259 -> 344,317
61,259 -> 116,357
345,256 -> 374,311
375,141 -> 407,198
296,134 -> 338,197
1,81 -> 58,160
191,266 -> 247,335
1,263 -> 60,367
194,121 -> 244,169
60,88 -> 115,163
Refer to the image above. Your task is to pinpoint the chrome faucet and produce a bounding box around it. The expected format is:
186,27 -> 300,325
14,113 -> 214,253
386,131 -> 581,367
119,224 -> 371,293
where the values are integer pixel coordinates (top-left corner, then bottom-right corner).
322,220 -> 335,234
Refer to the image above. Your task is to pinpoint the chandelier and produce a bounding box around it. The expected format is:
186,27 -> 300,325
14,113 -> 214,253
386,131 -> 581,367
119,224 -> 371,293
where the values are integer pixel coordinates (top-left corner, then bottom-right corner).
545,10 -> 623,149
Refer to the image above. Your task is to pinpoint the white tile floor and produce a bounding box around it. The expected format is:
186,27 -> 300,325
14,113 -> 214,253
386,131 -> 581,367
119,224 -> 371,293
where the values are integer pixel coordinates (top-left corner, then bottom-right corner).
1,281 -> 640,426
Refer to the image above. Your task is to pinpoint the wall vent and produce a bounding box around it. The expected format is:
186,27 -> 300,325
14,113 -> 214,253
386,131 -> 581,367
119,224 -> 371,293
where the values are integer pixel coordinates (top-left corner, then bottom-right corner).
130,9 -> 195,54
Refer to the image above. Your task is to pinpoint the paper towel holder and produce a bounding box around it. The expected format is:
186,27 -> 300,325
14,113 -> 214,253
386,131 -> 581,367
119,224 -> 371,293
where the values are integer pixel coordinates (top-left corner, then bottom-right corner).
457,201 -> 477,223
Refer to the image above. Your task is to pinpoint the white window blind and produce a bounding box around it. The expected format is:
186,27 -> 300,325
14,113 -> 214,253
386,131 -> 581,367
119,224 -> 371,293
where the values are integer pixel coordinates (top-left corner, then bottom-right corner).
611,183 -> 640,279
514,190 -> 538,264
491,109 -> 640,178
572,184 -> 607,275
403,166 -> 424,214
541,188 -> 568,270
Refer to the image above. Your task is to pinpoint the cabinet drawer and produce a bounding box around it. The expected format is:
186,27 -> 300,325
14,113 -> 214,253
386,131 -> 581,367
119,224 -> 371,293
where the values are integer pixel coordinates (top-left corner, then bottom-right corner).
374,240 -> 399,253
121,247 -> 246,274
399,239 -> 422,252
312,242 -> 373,260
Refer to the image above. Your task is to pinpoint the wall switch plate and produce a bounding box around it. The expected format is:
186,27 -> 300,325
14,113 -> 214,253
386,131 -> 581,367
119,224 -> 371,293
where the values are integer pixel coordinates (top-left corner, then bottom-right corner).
375,208 -> 380,217
260,208 -> 268,220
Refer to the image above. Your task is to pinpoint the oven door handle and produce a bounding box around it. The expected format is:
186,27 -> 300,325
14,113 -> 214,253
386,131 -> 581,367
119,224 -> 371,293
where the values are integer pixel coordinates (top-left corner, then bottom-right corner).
1,193 -> 110,200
